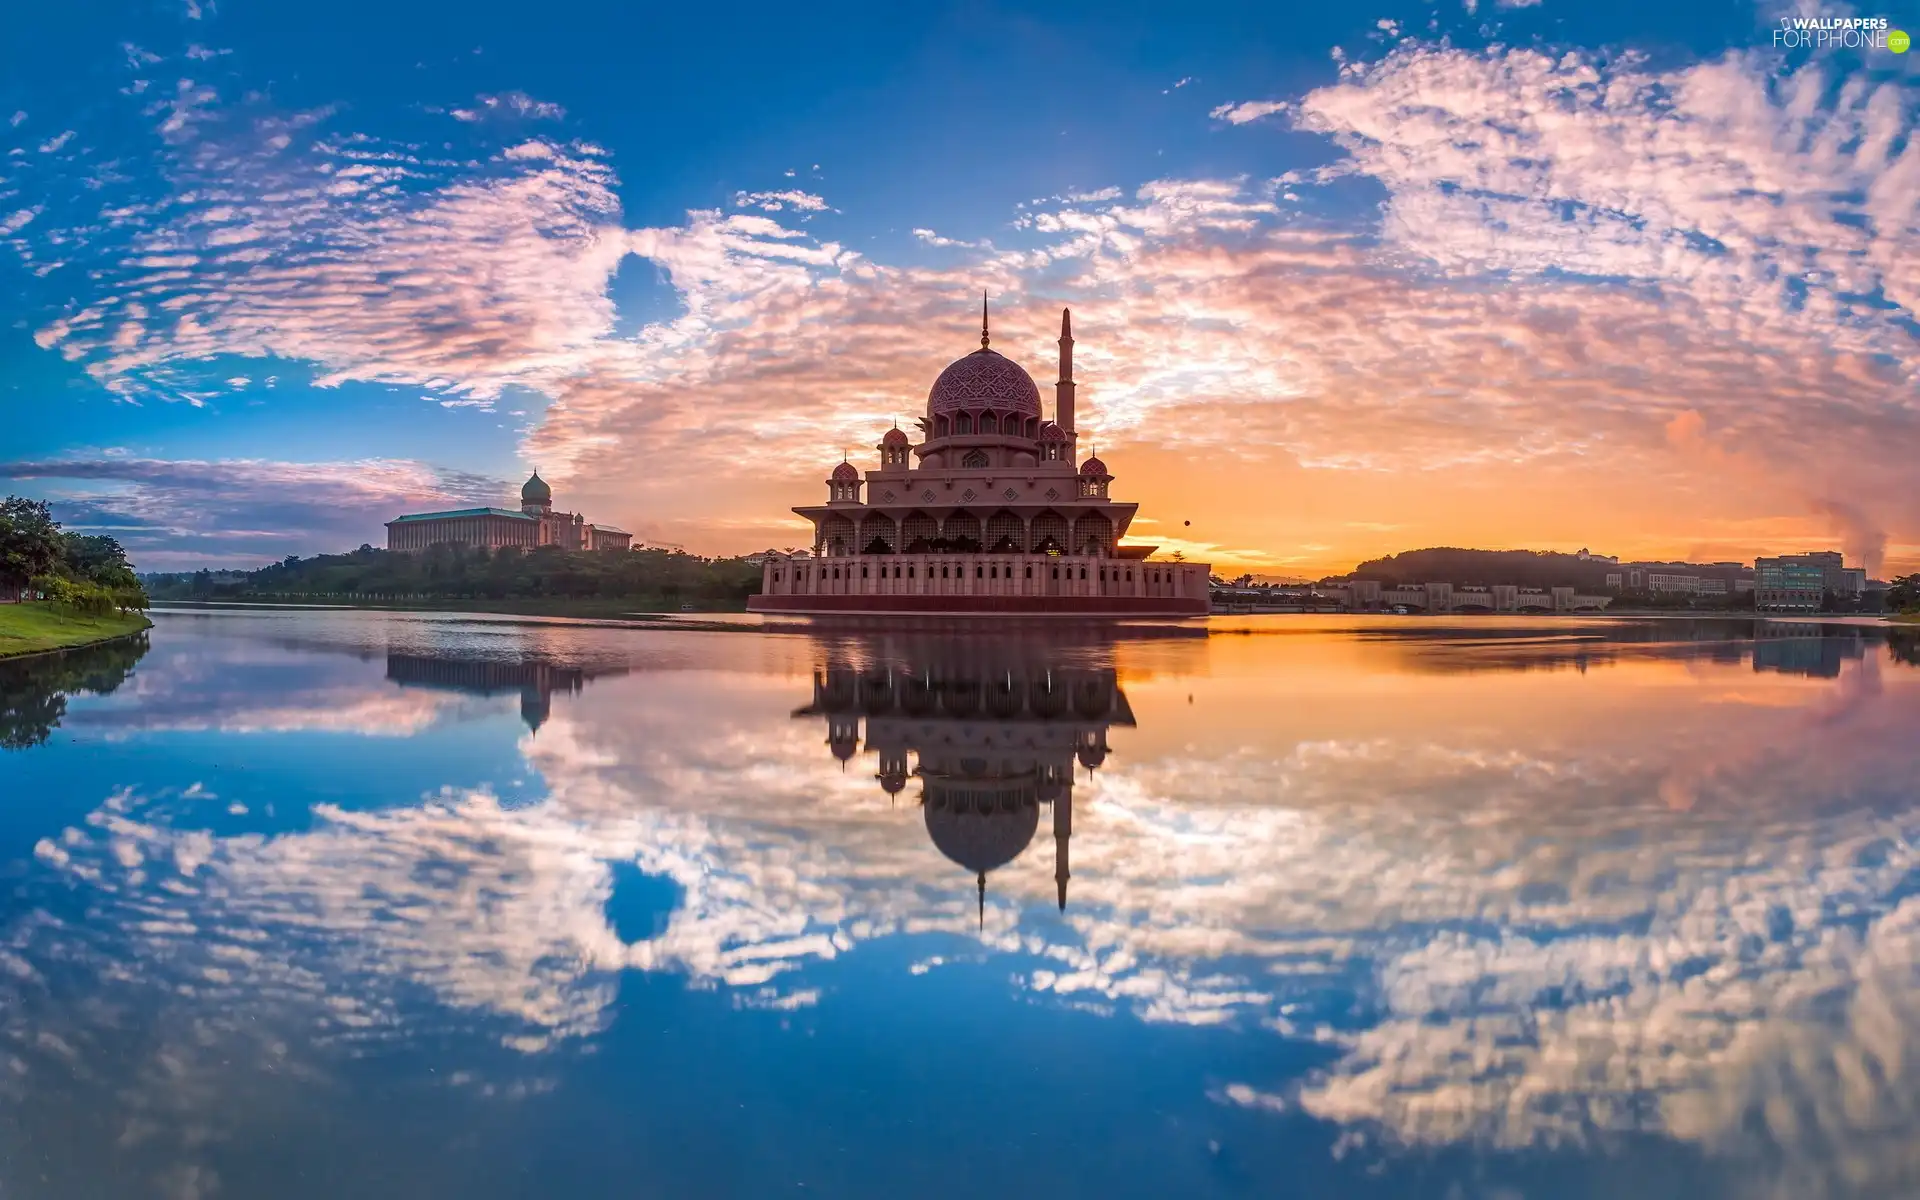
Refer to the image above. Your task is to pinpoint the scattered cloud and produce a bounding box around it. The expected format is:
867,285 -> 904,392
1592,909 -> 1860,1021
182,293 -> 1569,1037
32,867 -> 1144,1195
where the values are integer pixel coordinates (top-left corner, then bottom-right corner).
450,90 -> 565,123
732,189 -> 832,213
1209,99 -> 1289,124
910,227 -> 978,248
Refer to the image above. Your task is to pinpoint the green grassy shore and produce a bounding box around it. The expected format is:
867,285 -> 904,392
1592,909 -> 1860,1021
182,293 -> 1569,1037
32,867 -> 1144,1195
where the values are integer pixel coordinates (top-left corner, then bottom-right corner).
0,603 -> 153,659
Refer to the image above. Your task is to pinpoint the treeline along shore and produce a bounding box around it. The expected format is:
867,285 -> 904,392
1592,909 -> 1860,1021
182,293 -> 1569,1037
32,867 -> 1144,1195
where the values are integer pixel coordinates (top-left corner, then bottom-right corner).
142,542 -> 765,613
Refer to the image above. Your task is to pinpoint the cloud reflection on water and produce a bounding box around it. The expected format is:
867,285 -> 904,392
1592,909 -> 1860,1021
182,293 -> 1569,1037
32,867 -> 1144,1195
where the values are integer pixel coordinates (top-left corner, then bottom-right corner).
6,616 -> 1920,1195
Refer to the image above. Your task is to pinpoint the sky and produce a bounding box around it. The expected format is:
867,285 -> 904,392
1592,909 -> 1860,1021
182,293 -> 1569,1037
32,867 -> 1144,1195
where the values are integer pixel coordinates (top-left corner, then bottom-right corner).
1,0 -> 1917,575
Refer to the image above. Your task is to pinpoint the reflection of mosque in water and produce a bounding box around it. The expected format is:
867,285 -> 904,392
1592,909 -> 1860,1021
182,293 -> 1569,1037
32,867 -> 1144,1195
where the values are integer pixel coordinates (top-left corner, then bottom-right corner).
385,655 -> 629,732
795,659 -> 1134,919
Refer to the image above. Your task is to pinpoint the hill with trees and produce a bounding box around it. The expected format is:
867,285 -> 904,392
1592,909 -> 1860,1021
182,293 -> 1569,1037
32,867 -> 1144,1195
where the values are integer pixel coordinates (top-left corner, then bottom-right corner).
142,542 -> 763,609
1335,547 -> 1623,589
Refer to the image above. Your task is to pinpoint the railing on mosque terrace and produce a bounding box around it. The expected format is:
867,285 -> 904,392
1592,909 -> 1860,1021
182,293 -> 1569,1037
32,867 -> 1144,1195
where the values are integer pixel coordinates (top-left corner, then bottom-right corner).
758,552 -> 1211,603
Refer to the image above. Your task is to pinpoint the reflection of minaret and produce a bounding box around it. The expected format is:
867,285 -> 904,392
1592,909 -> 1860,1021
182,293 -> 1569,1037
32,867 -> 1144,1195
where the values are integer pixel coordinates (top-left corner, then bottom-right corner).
794,655 -> 1130,921
1054,789 -> 1071,912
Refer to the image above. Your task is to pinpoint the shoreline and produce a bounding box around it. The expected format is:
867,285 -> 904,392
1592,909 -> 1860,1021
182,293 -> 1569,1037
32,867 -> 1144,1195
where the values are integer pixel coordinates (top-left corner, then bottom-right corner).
139,601 -> 1919,638
148,602 -> 766,636
146,596 -> 750,620
0,604 -> 154,661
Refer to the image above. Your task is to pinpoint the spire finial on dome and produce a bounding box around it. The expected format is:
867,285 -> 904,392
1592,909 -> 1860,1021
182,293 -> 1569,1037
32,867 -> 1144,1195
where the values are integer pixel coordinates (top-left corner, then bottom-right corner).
980,290 -> 990,349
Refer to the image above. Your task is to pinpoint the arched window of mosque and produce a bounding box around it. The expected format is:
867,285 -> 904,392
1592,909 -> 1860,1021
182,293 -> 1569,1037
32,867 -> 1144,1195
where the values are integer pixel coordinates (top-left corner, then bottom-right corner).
955,413 -> 973,434
962,449 -> 989,469
980,412 -> 997,434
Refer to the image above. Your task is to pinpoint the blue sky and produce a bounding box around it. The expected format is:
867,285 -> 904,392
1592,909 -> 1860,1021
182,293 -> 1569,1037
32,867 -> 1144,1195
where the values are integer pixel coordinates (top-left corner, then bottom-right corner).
2,0 -> 1917,571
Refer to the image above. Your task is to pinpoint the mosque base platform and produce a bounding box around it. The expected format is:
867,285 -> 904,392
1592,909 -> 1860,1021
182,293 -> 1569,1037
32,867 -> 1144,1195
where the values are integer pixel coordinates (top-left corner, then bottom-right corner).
747,594 -> 1209,618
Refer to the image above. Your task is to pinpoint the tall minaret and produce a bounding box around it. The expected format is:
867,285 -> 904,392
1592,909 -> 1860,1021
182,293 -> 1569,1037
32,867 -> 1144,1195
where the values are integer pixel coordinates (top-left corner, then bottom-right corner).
1055,307 -> 1075,436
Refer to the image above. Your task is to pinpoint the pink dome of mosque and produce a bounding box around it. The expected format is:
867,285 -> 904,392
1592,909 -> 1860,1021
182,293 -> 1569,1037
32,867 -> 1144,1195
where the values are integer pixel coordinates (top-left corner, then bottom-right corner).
881,427 -> 911,447
1037,422 -> 1069,443
926,349 -> 1042,418
831,461 -> 860,482
1079,456 -> 1108,476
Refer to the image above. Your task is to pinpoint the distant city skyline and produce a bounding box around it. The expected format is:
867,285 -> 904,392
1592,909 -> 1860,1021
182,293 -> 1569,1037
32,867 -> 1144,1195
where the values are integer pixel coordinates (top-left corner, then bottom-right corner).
2,1 -> 1916,576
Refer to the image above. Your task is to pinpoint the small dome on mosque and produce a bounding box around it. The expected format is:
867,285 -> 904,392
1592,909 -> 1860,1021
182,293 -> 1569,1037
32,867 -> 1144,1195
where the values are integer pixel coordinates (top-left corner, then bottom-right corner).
881,427 -> 911,447
927,349 -> 1043,418
1079,455 -> 1108,477
521,472 -> 552,503
831,461 -> 860,483
1037,422 -> 1069,443
923,793 -> 1039,875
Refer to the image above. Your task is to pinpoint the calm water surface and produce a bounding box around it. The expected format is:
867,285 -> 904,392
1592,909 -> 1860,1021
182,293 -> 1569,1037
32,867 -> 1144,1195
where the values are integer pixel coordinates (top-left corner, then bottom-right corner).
2,609 -> 1918,1199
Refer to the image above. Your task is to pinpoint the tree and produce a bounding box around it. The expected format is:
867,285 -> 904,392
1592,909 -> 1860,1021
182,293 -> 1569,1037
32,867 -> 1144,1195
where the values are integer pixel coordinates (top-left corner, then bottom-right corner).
61,533 -> 140,591
1887,574 -> 1920,613
0,496 -> 62,600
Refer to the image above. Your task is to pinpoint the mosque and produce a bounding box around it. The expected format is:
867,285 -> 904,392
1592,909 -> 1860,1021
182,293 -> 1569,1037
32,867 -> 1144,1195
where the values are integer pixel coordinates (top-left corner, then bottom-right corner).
750,303 -> 1211,616
793,651 -> 1134,921
386,473 -> 632,554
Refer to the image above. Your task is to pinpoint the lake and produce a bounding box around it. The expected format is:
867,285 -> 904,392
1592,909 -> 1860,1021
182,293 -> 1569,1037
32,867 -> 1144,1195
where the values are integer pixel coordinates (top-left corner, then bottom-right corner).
2,608 -> 1918,1199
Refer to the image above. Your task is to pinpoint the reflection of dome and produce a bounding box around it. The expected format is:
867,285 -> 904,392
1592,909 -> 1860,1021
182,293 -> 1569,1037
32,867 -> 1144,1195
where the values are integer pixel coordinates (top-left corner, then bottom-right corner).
881,427 -> 911,447
831,461 -> 859,483
924,795 -> 1039,875
1080,456 -> 1108,477
927,350 -> 1042,418
522,472 -> 552,503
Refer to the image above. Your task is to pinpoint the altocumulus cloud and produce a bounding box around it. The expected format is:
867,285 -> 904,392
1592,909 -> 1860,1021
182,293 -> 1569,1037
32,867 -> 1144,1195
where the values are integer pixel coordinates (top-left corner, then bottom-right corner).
4,38 -> 1919,569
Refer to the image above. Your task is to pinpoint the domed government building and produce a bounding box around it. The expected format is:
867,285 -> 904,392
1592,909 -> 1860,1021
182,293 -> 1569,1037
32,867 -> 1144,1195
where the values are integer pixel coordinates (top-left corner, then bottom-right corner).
749,303 -> 1211,616
386,473 -> 631,553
